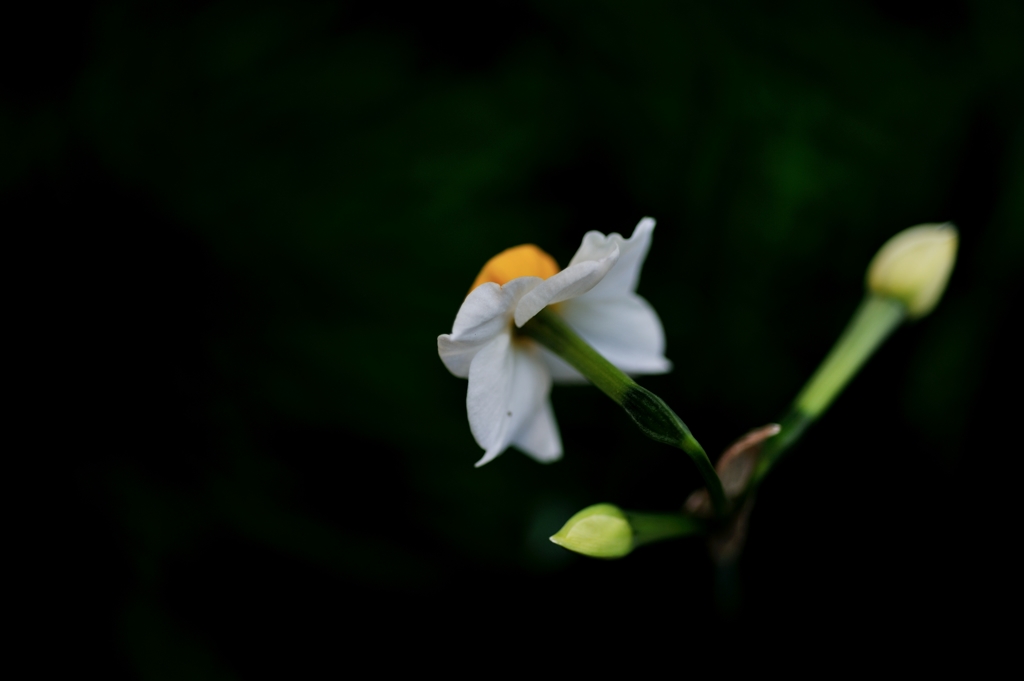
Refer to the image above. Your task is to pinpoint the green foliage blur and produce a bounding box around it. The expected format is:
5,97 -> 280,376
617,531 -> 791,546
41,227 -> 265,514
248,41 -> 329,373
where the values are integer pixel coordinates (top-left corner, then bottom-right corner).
6,0 -> 1020,674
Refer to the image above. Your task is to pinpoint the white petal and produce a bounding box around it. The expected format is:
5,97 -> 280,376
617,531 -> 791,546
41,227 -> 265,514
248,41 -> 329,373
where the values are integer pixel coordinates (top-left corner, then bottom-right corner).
558,294 -> 672,376
511,397 -> 562,463
573,217 -> 656,300
513,246 -> 620,327
438,277 -> 542,378
468,337 -> 552,467
466,333 -> 515,463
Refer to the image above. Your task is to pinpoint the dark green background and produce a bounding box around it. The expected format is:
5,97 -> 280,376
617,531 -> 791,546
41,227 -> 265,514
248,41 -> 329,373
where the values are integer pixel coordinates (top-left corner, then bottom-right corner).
7,0 -> 1021,674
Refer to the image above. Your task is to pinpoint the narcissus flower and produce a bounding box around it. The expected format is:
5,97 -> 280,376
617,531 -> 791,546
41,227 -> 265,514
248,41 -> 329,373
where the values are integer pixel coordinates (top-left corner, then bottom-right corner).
438,218 -> 671,467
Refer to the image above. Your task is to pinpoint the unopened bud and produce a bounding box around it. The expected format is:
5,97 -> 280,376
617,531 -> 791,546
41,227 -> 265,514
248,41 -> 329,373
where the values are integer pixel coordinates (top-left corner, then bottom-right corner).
867,223 -> 958,318
549,503 -> 633,559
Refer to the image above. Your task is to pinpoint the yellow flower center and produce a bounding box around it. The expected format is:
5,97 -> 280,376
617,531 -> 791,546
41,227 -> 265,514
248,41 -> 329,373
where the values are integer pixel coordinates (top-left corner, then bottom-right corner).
470,244 -> 560,293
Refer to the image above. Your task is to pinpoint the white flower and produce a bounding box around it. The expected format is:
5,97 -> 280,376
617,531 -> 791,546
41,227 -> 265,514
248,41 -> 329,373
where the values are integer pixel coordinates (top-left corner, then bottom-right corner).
437,218 -> 671,467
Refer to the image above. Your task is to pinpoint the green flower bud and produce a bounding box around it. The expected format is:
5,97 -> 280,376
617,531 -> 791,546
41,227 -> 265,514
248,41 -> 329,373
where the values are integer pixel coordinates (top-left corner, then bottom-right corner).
867,223 -> 958,318
549,503 -> 633,559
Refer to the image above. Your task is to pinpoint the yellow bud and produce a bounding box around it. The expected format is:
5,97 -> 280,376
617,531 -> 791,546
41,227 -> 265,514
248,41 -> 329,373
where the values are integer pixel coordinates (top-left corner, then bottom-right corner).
866,223 -> 958,318
549,503 -> 633,559
470,244 -> 559,293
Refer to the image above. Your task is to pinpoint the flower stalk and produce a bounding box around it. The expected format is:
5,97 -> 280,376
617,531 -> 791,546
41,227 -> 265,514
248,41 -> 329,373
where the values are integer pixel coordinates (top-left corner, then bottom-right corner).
521,308 -> 728,516
629,510 -> 705,546
795,295 -> 906,419
753,295 -> 906,484
753,224 -> 958,485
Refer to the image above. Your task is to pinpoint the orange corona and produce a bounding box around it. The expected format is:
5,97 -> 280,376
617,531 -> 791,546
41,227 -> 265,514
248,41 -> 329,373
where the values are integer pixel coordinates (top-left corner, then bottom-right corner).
470,244 -> 560,293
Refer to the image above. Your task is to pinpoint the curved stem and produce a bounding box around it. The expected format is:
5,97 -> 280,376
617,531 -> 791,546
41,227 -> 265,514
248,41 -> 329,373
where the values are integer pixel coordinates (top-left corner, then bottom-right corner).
521,309 -> 728,517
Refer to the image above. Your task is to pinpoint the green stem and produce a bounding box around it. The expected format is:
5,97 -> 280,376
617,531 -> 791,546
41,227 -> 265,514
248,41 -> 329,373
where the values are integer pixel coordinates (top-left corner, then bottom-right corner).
750,410 -> 813,486
520,308 -> 631,402
752,295 -> 906,485
520,309 -> 729,517
627,511 -> 705,547
794,295 -> 906,418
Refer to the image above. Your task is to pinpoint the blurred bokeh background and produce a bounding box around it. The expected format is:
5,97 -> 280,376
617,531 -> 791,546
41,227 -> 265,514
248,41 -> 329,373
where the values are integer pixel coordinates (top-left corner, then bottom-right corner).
6,0 -> 1021,674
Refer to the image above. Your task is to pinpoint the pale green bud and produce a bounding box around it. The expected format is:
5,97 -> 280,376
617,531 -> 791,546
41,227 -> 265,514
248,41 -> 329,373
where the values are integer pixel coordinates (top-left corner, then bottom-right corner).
549,503 -> 633,559
867,223 -> 958,318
